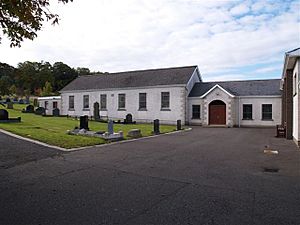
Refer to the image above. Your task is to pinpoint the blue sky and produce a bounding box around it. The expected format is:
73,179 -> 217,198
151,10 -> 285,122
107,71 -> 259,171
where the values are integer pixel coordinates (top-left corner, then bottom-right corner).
0,0 -> 299,81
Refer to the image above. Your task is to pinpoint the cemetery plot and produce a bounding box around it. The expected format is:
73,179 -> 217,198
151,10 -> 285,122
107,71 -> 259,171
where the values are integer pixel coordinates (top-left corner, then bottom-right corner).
0,104 -> 177,149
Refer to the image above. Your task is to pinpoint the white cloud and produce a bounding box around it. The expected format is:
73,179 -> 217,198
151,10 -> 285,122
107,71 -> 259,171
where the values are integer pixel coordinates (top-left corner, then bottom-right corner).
0,0 -> 299,81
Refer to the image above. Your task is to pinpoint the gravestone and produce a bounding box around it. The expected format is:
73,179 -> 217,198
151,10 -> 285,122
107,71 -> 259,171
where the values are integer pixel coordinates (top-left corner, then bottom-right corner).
153,119 -> 160,135
0,109 -> 9,120
80,116 -> 89,130
6,98 -> 11,103
25,97 -> 30,104
26,105 -> 34,113
35,107 -> 46,115
7,102 -> 13,109
53,108 -> 60,117
93,102 -> 100,120
18,99 -> 24,104
125,114 -> 133,124
108,120 -> 114,135
177,120 -> 182,130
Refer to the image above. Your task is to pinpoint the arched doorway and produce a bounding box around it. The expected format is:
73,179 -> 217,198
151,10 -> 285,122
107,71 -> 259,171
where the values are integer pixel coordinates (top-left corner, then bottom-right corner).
209,100 -> 226,125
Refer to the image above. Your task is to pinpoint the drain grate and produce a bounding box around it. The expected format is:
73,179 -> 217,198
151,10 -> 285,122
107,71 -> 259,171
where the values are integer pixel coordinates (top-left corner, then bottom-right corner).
263,168 -> 279,173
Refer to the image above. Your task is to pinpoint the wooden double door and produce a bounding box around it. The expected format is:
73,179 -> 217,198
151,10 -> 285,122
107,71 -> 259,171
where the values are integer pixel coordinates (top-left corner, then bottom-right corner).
209,100 -> 226,125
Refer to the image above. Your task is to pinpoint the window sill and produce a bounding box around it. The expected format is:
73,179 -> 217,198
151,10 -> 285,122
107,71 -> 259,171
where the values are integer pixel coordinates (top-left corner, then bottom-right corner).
118,108 -> 126,111
138,108 -> 147,111
83,108 -> 90,111
261,119 -> 273,121
191,117 -> 201,120
161,108 -> 171,111
242,118 -> 253,120
68,108 -> 75,111
100,109 -> 107,111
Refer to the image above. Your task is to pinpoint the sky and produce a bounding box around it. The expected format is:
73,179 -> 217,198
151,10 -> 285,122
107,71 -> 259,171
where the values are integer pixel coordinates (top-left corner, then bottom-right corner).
0,0 -> 299,81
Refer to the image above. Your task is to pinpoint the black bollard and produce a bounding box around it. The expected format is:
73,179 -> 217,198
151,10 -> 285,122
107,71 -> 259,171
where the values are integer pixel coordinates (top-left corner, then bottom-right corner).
153,119 -> 160,135
177,120 -> 181,130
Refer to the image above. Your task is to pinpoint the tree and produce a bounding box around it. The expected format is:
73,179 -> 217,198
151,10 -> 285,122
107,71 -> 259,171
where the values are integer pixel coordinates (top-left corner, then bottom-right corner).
76,67 -> 91,76
41,81 -> 53,96
0,0 -> 72,47
52,62 -> 77,91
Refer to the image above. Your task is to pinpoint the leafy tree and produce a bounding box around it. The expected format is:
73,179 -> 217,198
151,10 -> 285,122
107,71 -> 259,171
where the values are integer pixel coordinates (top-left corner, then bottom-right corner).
76,67 -> 91,76
9,84 -> 17,95
0,75 -> 12,95
41,81 -> 53,96
52,62 -> 77,91
0,0 -> 72,47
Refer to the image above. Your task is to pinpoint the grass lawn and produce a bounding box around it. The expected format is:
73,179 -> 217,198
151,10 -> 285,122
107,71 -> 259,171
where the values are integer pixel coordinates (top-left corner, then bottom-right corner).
0,104 -> 177,149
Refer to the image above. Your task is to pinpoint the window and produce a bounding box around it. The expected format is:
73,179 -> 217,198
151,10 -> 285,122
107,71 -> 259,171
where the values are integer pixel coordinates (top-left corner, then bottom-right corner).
83,95 -> 89,109
69,96 -> 74,110
243,104 -> 252,120
139,93 -> 147,110
53,101 -> 58,109
118,94 -> 126,109
192,105 -> 200,119
44,101 -> 48,110
100,94 -> 107,110
161,92 -> 170,109
262,104 -> 272,120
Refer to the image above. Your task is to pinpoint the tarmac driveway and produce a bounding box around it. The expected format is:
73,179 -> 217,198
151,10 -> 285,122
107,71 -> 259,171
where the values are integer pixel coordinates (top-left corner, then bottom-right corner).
0,127 -> 299,225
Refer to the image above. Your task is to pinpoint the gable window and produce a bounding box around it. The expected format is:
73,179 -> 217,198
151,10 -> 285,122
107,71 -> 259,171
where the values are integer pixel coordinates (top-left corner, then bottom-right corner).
139,93 -> 147,110
243,104 -> 252,120
161,92 -> 170,110
118,94 -> 126,109
100,94 -> 107,110
83,95 -> 89,109
69,96 -> 74,110
262,104 -> 272,120
192,105 -> 201,119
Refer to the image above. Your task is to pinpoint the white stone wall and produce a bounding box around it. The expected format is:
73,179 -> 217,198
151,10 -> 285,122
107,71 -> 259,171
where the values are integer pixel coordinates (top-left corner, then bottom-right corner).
293,59 -> 299,143
60,86 -> 186,124
235,96 -> 281,127
187,86 -> 282,127
202,86 -> 234,126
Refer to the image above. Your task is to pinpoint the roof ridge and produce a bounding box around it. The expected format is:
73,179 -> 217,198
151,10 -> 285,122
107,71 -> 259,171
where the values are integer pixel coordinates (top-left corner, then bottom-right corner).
78,65 -> 197,77
200,78 -> 281,83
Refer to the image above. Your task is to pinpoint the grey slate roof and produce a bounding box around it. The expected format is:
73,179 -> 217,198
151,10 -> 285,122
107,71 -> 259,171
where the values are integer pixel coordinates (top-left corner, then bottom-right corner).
60,66 -> 197,92
189,79 -> 282,97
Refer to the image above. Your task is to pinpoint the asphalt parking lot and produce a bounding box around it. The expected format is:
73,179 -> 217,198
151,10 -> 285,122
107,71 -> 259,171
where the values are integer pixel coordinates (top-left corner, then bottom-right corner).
0,127 -> 299,225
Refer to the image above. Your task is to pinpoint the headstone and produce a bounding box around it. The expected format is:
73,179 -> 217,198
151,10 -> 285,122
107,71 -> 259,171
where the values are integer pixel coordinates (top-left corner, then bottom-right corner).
79,116 -> 89,130
13,97 -> 18,102
6,98 -> 10,103
18,99 -> 24,104
25,96 -> 30,104
0,109 -> 9,120
125,114 -> 133,124
26,105 -> 34,113
7,102 -> 13,109
177,120 -> 182,130
35,107 -> 46,115
108,120 -> 114,135
127,129 -> 142,138
153,119 -> 160,135
93,102 -> 100,120
33,99 -> 38,107
53,108 -> 60,117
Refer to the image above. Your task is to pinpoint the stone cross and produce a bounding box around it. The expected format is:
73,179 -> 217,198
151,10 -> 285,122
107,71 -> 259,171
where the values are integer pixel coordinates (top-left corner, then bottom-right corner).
108,120 -> 114,135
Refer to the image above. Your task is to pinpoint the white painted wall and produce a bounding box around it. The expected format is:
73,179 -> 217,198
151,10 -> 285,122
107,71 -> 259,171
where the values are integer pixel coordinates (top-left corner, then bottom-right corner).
292,59 -> 299,143
236,96 -> 282,127
38,97 -> 62,115
60,86 -> 186,124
